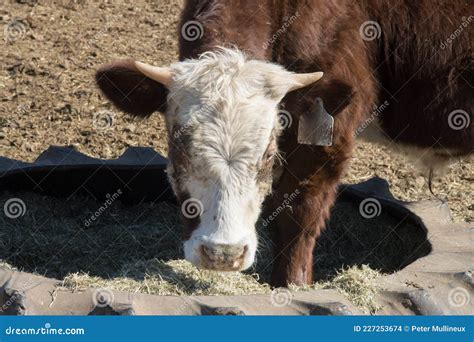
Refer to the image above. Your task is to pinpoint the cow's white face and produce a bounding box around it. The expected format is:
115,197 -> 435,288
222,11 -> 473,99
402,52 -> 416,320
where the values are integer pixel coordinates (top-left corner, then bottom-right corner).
133,49 -> 322,271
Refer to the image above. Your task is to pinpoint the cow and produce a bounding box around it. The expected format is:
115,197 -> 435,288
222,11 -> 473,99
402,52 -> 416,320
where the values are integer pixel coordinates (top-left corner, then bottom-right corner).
95,0 -> 473,286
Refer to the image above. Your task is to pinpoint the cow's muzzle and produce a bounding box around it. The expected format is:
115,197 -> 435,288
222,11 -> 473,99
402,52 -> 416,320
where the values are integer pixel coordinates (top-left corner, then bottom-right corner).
199,243 -> 249,271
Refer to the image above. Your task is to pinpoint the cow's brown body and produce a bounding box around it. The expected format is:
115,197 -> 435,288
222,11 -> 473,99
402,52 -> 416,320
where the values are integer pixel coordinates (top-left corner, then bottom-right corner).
178,0 -> 473,286
96,0 -> 473,286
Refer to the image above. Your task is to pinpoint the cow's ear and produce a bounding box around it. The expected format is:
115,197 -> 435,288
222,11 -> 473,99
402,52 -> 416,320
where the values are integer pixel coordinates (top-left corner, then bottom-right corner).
95,59 -> 168,117
315,79 -> 354,116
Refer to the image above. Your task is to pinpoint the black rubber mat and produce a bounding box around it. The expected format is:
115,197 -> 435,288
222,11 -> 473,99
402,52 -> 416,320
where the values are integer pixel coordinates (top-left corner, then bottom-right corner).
0,146 -> 173,204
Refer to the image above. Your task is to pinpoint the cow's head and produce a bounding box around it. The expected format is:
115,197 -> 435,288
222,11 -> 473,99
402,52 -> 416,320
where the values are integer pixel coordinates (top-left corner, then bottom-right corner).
96,49 -> 322,271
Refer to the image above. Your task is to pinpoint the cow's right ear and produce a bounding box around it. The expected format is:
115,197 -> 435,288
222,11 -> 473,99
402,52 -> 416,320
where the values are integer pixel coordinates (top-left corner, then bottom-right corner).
95,59 -> 169,117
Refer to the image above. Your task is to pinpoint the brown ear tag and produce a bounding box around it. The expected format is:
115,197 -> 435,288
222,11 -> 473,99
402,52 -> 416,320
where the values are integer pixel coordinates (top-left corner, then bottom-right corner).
297,97 -> 334,146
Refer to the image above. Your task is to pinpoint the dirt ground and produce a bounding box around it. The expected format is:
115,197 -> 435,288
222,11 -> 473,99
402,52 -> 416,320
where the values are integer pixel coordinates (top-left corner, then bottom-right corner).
1,1 -> 472,222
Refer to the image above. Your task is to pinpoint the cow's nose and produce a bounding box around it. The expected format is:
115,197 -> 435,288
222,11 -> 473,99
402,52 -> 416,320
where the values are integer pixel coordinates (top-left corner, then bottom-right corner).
199,244 -> 248,271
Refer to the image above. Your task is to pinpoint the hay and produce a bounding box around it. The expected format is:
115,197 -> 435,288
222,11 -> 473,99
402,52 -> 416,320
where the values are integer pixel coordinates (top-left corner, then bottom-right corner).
290,265 -> 382,314
0,261 -> 17,271
62,259 -> 270,296
0,190 -> 429,312
329,265 -> 382,313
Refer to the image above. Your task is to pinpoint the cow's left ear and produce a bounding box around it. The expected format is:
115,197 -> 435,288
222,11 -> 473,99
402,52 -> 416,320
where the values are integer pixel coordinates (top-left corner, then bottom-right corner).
95,59 -> 170,117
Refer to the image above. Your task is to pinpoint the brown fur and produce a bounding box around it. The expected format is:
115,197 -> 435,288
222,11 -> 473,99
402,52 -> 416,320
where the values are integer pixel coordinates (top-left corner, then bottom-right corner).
96,0 -> 473,286
366,1 -> 473,152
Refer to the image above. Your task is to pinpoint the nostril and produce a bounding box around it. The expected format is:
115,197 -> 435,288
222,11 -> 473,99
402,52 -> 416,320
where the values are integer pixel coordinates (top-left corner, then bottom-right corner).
239,245 -> 249,259
201,245 -> 217,261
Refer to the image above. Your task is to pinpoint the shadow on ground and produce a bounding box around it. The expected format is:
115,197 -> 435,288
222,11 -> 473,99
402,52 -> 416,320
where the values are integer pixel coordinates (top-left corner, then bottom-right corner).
0,191 -> 431,286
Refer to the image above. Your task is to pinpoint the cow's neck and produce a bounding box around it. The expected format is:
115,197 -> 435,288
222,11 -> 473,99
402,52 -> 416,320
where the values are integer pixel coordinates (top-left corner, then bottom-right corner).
178,1 -> 370,71
179,0 -> 283,62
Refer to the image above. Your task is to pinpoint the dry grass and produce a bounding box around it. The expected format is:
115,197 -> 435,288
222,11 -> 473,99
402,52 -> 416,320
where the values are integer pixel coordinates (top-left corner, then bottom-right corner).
324,266 -> 381,314
62,259 -> 271,296
290,265 -> 382,314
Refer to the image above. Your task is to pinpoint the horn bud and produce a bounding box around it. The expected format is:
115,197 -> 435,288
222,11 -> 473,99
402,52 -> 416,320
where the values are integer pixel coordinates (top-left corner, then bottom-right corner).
289,72 -> 324,91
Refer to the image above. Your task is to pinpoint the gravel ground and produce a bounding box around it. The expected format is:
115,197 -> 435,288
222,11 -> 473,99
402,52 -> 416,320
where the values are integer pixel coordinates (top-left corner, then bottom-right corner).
1,1 -> 472,222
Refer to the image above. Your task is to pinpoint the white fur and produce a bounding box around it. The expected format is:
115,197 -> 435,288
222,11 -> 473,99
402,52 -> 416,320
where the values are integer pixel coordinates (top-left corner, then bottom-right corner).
165,49 -> 296,270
